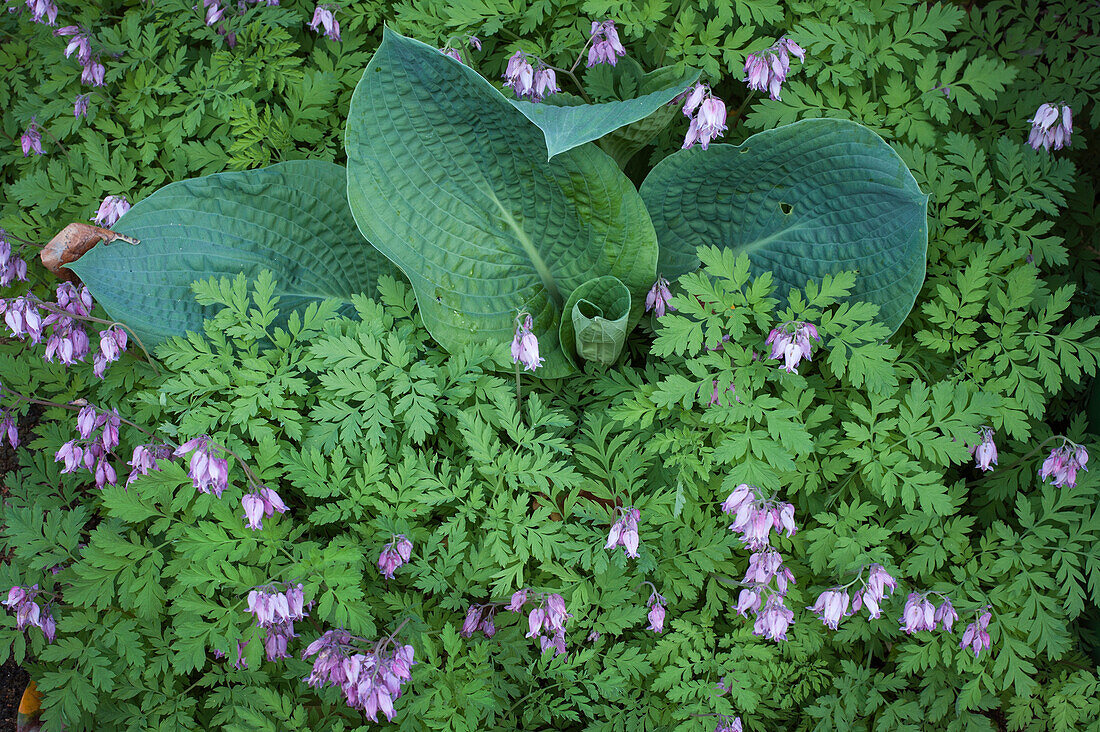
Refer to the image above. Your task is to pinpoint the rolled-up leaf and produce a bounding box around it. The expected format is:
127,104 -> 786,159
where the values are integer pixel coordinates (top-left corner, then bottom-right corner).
560,276 -> 631,366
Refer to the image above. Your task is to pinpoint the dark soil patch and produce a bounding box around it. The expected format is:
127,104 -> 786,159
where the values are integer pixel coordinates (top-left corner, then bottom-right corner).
0,405 -> 42,729
0,658 -> 28,730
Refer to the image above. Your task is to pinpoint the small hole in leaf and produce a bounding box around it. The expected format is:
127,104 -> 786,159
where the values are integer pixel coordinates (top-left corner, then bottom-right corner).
779,202 -> 794,215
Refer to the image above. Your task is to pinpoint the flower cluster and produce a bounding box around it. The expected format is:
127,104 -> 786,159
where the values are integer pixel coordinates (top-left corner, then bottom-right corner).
502,52 -> 559,101
74,93 -> 90,118
680,83 -> 727,150
1027,103 -> 1072,152
743,37 -> 806,101
55,404 -> 121,489
809,564 -> 897,629
605,506 -> 641,558
644,276 -> 674,317
127,442 -> 174,485
899,592 -> 959,635
174,435 -> 230,496
460,603 -> 497,638
1,295 -> 43,342
247,583 -> 307,660
0,231 -> 28,288
44,283 -> 94,365
377,535 -> 413,579
765,321 -> 820,374
93,325 -> 129,378
302,629 -> 416,721
726,484 -> 798,641
722,483 -> 796,550
440,34 -> 480,64
56,25 -> 104,87
25,0 -> 57,25
512,590 -> 571,656
960,607 -> 993,658
92,195 -> 131,228
242,486 -> 289,530
511,313 -> 543,371
1039,441 -> 1088,488
308,3 -> 340,42
970,427 -> 997,472
20,119 -> 43,157
587,20 -> 626,67
645,590 -> 666,633
3,586 -> 54,642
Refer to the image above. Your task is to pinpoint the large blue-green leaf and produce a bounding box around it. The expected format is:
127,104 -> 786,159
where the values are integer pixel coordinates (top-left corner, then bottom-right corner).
68,161 -> 398,345
346,28 -> 658,378
510,66 -> 698,160
640,118 -> 929,334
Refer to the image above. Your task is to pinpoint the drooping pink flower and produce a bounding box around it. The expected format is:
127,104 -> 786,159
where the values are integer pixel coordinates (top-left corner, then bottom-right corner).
460,605 -> 483,638
753,594 -> 794,641
0,411 -> 17,449
935,598 -> 958,632
971,427 -> 997,472
960,607 -> 992,658
587,20 -> 626,67
646,593 -> 666,634
735,586 -> 762,617
531,67 -> 560,101
604,506 -> 640,558
765,321 -> 821,374
899,592 -> 936,634
20,119 -> 43,157
378,534 -> 413,578
724,484 -> 797,550
503,51 -> 535,98
743,549 -> 795,594
56,26 -> 92,64
0,231 -> 28,288
853,563 -> 896,619
91,195 -> 131,228
73,94 -> 90,118
1028,103 -> 1072,151
80,58 -> 106,87
173,435 -> 230,497
681,85 -> 727,150
308,4 -> 340,41
1039,442 -> 1088,488
809,589 -> 849,630
203,0 -> 224,25
441,47 -> 463,63
644,276 -> 674,317
93,325 -> 129,378
511,313 -> 543,371
127,443 -> 173,485
3,586 -> 26,609
507,588 -> 528,611
743,36 -> 805,101
1,296 -> 43,342
681,83 -> 706,117
25,0 -> 57,25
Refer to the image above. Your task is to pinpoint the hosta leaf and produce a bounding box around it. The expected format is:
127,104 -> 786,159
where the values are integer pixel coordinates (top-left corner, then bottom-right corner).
510,65 -> 698,159
68,161 -> 398,346
345,29 -> 658,378
640,118 -> 929,334
559,276 -> 631,367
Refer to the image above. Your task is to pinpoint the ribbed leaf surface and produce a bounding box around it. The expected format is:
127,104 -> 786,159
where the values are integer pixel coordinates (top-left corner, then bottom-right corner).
69,161 -> 398,345
640,118 -> 929,333
346,29 -> 658,377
